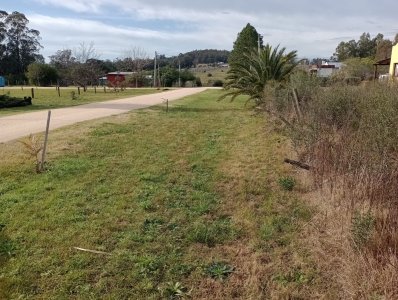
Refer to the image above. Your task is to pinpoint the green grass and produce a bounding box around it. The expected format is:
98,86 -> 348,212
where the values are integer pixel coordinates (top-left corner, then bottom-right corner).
0,87 -> 162,116
0,90 -> 315,299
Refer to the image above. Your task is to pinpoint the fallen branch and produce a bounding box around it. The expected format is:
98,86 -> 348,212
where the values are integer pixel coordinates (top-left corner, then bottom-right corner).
284,158 -> 311,170
73,247 -> 111,255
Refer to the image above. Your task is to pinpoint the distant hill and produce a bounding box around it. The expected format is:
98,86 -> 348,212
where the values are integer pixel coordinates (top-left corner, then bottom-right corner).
157,49 -> 230,69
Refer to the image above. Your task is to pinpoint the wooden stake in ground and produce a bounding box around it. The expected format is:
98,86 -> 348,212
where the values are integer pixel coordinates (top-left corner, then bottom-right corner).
41,110 -> 51,171
162,98 -> 169,112
292,88 -> 302,121
31,88 -> 35,99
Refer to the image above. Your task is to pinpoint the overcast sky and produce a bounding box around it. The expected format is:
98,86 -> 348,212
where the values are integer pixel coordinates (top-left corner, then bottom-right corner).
2,0 -> 398,61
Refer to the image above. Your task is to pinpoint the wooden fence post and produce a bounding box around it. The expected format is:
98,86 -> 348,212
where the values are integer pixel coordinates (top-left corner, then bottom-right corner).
41,110 -> 51,171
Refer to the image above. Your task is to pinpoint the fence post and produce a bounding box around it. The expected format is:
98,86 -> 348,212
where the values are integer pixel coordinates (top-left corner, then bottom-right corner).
31,88 -> 35,99
41,110 -> 51,171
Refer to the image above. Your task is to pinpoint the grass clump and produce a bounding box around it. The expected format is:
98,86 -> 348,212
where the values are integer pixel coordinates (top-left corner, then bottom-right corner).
188,217 -> 236,247
351,211 -> 375,249
278,176 -> 296,191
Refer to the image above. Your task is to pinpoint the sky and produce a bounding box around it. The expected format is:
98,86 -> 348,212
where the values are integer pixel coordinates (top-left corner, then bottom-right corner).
1,0 -> 398,61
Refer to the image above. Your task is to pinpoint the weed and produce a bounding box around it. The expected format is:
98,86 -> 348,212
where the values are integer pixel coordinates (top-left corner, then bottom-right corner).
205,261 -> 234,280
278,176 -> 296,191
136,255 -> 164,279
70,91 -> 77,100
160,282 -> 192,299
18,134 -> 43,173
273,267 -> 312,286
351,211 -> 375,249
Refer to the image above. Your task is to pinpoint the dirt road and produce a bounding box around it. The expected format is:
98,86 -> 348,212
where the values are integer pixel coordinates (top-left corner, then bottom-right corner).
0,87 -> 209,143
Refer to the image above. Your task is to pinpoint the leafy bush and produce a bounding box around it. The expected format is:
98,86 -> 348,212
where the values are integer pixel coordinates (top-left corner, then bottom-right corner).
212,80 -> 223,87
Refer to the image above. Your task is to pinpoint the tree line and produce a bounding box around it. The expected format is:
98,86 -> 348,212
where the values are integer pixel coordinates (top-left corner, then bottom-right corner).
0,11 -> 230,87
333,32 -> 398,61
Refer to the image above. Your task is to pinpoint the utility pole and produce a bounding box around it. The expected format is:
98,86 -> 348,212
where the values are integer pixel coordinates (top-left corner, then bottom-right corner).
178,59 -> 181,87
258,34 -> 262,54
153,51 -> 157,88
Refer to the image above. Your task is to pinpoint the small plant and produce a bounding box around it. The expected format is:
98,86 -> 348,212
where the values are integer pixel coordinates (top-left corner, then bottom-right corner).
278,176 -> 296,191
19,134 -> 43,173
351,211 -> 375,249
205,261 -> 234,280
160,282 -> 192,299
70,91 -> 77,100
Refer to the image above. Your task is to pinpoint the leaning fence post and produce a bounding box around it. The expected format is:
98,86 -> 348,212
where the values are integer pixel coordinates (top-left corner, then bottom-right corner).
41,110 -> 51,171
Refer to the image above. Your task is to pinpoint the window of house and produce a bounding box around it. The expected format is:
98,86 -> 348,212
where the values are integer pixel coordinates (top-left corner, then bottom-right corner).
395,63 -> 398,77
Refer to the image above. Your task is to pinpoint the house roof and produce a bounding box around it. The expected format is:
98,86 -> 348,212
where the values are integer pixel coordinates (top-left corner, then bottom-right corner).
107,72 -> 136,75
374,58 -> 391,66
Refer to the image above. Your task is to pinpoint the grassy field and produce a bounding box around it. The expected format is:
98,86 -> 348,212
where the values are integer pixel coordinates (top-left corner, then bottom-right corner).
0,90 -> 317,299
0,87 -> 161,116
191,67 -> 228,86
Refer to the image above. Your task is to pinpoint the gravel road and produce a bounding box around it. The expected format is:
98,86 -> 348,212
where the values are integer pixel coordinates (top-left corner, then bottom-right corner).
0,87 -> 209,143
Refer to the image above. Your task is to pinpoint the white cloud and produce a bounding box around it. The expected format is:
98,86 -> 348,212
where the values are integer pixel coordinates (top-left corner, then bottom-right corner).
27,0 -> 398,59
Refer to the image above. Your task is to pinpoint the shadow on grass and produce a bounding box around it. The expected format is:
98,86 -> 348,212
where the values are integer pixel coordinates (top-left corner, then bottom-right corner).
151,105 -> 245,113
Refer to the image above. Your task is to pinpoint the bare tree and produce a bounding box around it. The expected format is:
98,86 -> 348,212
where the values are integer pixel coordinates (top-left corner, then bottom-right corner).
70,42 -> 102,89
124,46 -> 150,87
74,41 -> 99,63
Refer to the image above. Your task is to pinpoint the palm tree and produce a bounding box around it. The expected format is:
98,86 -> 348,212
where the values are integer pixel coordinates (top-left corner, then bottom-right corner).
222,44 -> 298,104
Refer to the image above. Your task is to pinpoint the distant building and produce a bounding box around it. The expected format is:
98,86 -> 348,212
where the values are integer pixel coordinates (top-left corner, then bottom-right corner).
389,44 -> 398,80
106,72 -> 153,87
0,76 -> 5,87
311,61 -> 344,78
106,72 -> 136,87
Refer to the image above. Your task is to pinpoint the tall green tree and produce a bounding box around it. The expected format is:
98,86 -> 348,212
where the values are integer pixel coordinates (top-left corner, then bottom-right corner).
0,11 -> 42,81
228,23 -> 262,67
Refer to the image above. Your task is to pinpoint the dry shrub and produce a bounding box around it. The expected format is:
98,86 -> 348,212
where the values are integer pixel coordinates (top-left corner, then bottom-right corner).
284,80 -> 398,298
